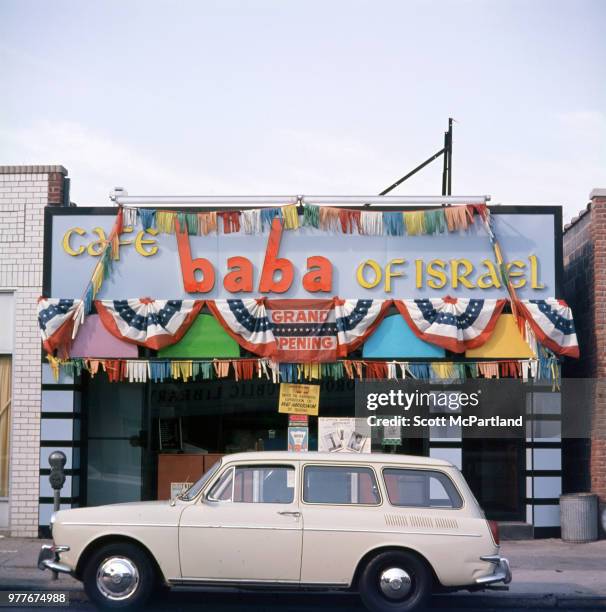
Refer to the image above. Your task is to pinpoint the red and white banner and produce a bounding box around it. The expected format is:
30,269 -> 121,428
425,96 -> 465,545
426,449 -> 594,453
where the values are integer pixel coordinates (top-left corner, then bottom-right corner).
335,299 -> 391,356
267,299 -> 337,362
207,299 -> 276,357
395,297 -> 506,353
95,299 -> 203,350
37,298 -> 83,358
517,298 -> 579,358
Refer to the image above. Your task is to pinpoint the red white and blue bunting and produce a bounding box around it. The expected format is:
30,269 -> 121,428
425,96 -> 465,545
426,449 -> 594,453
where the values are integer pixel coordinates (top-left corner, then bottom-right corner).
37,298 -> 84,358
517,299 -> 579,359
95,299 -> 204,350
38,295 -> 578,360
335,299 -> 391,357
395,297 -> 506,353
207,299 -> 276,357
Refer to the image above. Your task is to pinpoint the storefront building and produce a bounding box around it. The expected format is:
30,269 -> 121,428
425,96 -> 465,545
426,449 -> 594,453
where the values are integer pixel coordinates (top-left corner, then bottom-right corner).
36,192 -> 580,539
563,188 -> 606,529
0,165 -> 69,536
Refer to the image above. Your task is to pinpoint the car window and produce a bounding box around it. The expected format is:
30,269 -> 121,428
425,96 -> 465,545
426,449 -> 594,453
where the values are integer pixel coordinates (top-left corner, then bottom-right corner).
207,467 -> 234,502
383,468 -> 463,508
208,465 -> 295,504
303,465 -> 380,505
180,459 -> 221,501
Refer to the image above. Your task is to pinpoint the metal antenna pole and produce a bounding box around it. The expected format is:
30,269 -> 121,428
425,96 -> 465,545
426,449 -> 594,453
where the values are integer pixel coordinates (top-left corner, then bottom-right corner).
447,118 -> 453,195
381,119 -> 454,197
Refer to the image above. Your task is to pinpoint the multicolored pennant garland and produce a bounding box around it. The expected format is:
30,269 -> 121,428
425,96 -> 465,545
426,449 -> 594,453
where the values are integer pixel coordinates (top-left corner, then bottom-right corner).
47,355 -> 561,388
207,299 -> 277,357
37,298 -> 84,358
95,299 -> 204,350
122,202 -> 489,238
395,297 -> 506,353
335,299 -> 391,357
517,299 -> 579,358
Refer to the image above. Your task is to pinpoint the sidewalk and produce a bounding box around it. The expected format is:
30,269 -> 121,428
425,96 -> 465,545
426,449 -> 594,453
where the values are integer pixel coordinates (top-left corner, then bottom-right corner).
1,535 -> 605,608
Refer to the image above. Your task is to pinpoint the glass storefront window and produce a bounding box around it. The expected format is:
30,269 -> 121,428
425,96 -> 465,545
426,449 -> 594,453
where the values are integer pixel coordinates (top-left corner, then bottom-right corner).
0,356 -> 11,498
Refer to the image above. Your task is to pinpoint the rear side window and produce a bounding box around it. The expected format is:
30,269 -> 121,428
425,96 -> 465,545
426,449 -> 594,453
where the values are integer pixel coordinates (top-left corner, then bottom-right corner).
208,465 -> 295,504
383,469 -> 463,509
303,465 -> 380,505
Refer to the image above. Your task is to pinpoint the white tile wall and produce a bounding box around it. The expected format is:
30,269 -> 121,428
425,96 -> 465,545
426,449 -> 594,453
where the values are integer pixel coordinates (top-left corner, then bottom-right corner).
1,169 -> 56,536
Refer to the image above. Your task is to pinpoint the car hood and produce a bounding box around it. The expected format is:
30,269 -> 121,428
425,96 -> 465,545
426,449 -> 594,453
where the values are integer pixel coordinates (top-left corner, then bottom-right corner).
54,499 -> 186,526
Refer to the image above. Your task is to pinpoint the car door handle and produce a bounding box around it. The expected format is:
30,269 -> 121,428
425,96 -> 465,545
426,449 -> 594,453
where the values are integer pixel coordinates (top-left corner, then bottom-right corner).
277,511 -> 301,517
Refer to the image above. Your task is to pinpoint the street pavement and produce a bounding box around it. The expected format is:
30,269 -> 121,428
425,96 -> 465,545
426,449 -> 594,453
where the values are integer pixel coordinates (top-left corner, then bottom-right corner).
1,536 -> 605,610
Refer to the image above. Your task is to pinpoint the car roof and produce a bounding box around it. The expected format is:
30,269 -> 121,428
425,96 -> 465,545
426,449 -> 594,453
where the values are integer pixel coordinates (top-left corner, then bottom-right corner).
220,451 -> 453,467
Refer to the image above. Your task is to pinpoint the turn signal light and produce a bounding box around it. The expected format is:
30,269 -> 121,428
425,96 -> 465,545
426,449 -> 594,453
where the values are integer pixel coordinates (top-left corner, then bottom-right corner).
488,520 -> 500,545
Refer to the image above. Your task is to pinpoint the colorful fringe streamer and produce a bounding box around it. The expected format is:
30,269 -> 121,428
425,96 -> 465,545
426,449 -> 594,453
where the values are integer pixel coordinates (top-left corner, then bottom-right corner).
46,356 -> 559,386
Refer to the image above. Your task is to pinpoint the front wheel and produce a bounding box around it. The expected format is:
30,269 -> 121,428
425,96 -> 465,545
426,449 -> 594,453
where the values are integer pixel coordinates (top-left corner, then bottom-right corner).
358,551 -> 432,612
82,542 -> 155,609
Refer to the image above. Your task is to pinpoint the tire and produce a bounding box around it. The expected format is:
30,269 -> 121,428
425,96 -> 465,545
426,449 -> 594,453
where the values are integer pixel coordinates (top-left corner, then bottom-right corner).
358,550 -> 432,612
82,542 -> 155,609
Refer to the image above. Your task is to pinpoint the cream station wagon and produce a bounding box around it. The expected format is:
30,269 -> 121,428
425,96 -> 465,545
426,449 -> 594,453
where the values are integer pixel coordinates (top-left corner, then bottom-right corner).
39,452 -> 511,611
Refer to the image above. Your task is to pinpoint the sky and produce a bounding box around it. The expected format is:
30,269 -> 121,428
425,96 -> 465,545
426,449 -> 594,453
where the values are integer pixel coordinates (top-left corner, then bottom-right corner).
1,0 -> 604,222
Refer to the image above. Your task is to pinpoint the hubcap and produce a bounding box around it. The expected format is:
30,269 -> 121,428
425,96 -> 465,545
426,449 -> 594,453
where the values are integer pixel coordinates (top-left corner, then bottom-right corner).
96,556 -> 140,601
379,567 -> 412,600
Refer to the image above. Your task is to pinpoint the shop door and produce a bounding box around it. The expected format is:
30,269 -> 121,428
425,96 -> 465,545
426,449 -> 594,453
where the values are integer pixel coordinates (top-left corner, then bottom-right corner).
179,463 -> 302,581
462,439 -> 525,521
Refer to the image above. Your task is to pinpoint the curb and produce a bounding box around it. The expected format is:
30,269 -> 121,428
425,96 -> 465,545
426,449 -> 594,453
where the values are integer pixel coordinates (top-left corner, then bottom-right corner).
433,594 -> 606,609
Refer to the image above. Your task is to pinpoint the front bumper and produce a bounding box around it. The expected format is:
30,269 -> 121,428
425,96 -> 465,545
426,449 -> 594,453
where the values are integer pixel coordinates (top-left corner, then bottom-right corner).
38,544 -> 72,575
475,555 -> 512,585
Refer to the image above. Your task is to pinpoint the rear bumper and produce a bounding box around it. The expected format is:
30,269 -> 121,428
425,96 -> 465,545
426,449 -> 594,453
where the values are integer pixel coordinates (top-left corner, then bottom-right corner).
38,544 -> 72,575
475,555 -> 512,585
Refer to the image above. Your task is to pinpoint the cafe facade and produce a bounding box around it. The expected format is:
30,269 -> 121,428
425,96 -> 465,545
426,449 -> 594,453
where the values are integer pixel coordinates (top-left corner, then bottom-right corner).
38,195 -> 577,537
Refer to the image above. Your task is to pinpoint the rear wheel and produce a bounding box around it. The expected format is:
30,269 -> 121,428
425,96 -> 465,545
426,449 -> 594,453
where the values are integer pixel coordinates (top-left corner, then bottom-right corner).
82,542 -> 155,609
358,550 -> 432,612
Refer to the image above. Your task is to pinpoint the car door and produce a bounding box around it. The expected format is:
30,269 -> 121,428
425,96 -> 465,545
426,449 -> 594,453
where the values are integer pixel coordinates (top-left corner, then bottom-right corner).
299,462 -> 383,585
179,461 -> 302,582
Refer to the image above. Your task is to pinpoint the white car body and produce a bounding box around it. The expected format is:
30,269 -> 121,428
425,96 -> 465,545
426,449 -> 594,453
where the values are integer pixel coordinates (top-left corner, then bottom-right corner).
40,452 -> 511,609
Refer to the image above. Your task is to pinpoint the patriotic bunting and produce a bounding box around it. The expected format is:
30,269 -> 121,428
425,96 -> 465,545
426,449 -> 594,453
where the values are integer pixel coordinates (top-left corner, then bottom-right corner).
517,299 -> 579,358
395,297 -> 506,353
40,295 -> 579,361
335,299 -> 391,357
207,299 -> 277,357
95,299 -> 204,350
37,298 -> 84,358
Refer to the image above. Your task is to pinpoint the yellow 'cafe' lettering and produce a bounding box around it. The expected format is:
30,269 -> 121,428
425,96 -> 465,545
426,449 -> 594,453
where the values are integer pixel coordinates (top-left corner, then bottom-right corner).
62,227 -> 159,257
62,227 -> 86,256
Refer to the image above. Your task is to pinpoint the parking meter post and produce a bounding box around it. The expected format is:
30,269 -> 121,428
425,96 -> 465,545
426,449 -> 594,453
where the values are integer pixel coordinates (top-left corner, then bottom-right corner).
48,451 -> 67,580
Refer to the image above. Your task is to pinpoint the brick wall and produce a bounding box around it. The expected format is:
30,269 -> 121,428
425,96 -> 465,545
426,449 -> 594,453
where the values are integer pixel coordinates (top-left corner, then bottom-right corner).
0,165 -> 67,536
563,190 -> 606,502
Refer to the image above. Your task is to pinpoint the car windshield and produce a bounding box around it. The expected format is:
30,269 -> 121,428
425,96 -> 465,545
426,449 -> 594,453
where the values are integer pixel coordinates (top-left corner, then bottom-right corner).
178,459 -> 222,501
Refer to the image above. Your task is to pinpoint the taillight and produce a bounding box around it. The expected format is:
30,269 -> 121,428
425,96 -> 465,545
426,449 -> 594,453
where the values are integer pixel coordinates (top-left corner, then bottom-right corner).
488,520 -> 500,545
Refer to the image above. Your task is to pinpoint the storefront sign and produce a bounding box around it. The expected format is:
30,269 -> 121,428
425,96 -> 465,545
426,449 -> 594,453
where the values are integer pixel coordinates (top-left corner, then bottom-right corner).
383,424 -> 402,446
287,426 -> 309,452
278,383 -> 320,415
50,212 -> 556,299
288,414 -> 309,425
318,417 -> 371,453
170,481 -> 193,498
